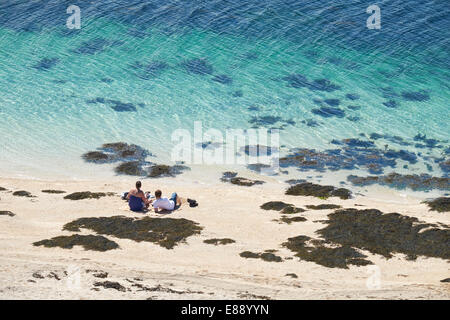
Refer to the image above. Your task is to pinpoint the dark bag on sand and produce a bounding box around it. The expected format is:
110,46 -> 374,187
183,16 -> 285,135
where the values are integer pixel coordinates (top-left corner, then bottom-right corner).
187,198 -> 198,207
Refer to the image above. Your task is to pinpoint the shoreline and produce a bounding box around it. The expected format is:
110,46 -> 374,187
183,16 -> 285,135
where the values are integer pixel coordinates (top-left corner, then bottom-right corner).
1,176 -> 448,299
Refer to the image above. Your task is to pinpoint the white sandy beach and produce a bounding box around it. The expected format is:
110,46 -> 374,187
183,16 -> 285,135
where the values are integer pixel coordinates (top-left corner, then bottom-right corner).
0,176 -> 449,300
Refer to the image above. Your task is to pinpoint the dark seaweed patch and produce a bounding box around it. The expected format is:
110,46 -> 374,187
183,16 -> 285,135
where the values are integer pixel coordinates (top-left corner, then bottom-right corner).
64,191 -> 112,200
221,172 -> 264,186
41,190 -> 66,194
280,137 -> 420,175
182,58 -> 213,75
424,197 -> 450,212
230,177 -> 265,186
212,74 -> 233,85
232,90 -> 243,97
241,145 -> 278,157
63,216 -> 203,249
260,201 -> 305,213
306,204 -> 342,210
73,38 -> 122,55
346,93 -> 360,100
312,107 -> 345,118
317,208 -> 450,260
285,273 -> 298,278
115,161 -> 147,176
203,238 -> 236,245
33,234 -> 119,251
94,281 -> 126,292
308,79 -> 341,92
441,278 -> 450,283
401,91 -> 430,102
0,211 -> 15,217
129,60 -> 168,80
0,187 -> 7,191
108,100 -> 136,112
33,57 -> 59,70
82,142 -> 149,164
282,235 -> 372,268
324,99 -> 340,106
286,182 -> 351,199
248,116 -> 295,128
347,173 -> 449,191
147,164 -> 189,178
347,105 -> 361,110
12,191 -> 34,197
279,216 -> 307,224
383,100 -> 398,108
239,251 -> 282,262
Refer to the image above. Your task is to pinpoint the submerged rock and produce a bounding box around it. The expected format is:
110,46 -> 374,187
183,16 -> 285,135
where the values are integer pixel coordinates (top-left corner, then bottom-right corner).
33,234 -> 119,252
286,182 -> 351,199
63,216 -> 203,249
424,197 -> 450,212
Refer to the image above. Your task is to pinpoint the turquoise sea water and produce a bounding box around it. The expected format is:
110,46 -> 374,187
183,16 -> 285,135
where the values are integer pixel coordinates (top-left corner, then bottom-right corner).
0,1 -> 448,193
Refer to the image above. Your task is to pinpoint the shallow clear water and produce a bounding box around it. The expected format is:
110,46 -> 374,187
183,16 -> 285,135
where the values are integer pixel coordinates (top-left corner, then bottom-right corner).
0,1 -> 448,191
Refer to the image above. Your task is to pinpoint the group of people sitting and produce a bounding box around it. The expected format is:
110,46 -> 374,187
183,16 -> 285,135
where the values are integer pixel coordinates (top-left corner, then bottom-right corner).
125,181 -> 197,213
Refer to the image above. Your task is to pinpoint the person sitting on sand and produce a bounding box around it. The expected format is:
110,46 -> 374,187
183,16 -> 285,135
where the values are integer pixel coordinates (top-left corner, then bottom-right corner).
151,189 -> 182,213
127,181 -> 150,211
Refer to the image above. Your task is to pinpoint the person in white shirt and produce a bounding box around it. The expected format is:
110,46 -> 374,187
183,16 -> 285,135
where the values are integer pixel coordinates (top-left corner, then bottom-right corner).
151,189 -> 182,213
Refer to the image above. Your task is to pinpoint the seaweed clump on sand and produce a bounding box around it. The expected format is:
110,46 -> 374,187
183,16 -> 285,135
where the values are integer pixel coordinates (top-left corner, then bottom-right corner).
0,211 -> 15,217
147,164 -> 190,178
317,208 -> 450,260
0,187 -> 7,191
239,251 -> 283,262
286,182 -> 352,199
279,216 -> 307,224
203,238 -> 236,245
220,172 -> 265,186
41,190 -> 66,194
282,235 -> 372,269
260,201 -> 305,214
94,281 -> 126,292
63,216 -> 203,249
33,234 -> 119,252
115,161 -> 147,176
347,173 -> 450,191
306,204 -> 342,210
12,191 -> 34,197
64,191 -> 114,200
424,197 -> 450,212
